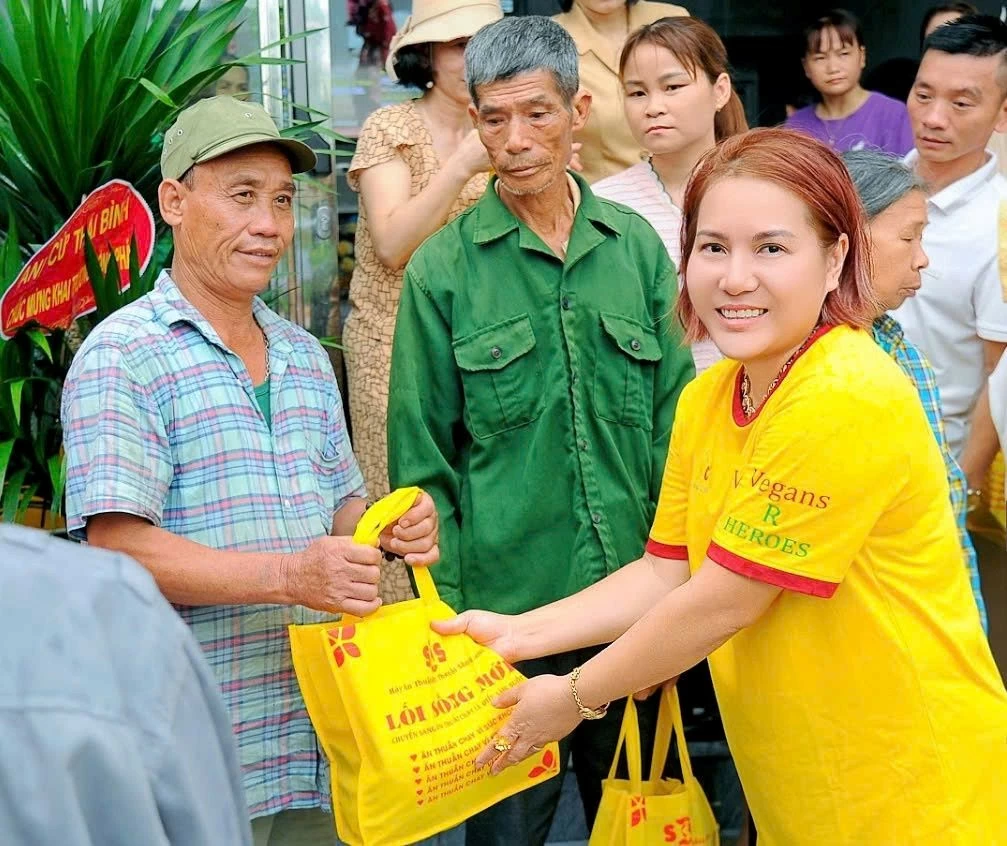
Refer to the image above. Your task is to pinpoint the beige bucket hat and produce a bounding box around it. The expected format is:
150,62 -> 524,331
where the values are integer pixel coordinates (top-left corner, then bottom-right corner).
385,0 -> 503,81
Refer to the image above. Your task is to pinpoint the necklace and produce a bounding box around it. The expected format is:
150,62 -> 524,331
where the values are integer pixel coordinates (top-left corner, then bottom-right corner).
262,323 -> 270,381
648,158 -> 676,207
820,113 -> 848,149
739,325 -> 820,418
165,269 -> 269,381
817,91 -> 869,149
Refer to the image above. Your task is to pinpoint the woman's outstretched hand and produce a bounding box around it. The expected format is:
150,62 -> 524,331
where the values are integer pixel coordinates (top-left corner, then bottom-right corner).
431,610 -> 522,664
474,674 -> 581,774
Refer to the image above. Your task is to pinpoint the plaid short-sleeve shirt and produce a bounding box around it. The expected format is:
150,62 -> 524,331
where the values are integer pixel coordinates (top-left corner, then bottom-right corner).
61,271 -> 366,817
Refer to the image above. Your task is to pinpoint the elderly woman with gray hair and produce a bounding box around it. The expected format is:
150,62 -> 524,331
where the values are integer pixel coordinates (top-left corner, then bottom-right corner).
844,149 -> 987,630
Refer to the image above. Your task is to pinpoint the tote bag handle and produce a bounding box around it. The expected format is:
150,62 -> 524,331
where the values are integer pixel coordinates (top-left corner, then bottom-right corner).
338,488 -> 441,624
607,696 -> 644,792
648,685 -> 695,784
413,564 -> 439,604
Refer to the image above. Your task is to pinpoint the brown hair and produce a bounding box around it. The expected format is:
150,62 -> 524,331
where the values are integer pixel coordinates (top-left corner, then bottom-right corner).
677,128 -> 878,342
618,17 -> 748,141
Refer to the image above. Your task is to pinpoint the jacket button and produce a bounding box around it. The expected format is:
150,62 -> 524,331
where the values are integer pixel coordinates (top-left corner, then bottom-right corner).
561,296 -> 571,310
630,339 -> 642,351
491,346 -> 502,359
591,513 -> 602,525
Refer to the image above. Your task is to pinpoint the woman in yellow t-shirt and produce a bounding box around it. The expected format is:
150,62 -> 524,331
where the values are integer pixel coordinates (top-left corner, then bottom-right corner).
435,128 -> 1007,844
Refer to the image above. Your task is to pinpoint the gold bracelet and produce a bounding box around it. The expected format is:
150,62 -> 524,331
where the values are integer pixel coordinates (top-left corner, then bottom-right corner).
569,667 -> 609,720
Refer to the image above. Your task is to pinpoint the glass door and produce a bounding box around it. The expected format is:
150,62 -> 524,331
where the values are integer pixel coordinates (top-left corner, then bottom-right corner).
150,0 -> 341,345
258,0 -> 341,346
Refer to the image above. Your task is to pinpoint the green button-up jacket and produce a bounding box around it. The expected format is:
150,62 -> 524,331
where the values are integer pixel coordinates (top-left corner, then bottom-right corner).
388,174 -> 694,614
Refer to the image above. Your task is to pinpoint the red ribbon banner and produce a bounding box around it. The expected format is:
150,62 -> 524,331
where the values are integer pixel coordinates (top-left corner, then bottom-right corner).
0,179 -> 155,339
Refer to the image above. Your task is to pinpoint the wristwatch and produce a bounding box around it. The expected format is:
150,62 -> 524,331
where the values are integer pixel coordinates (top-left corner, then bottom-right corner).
569,667 -> 609,720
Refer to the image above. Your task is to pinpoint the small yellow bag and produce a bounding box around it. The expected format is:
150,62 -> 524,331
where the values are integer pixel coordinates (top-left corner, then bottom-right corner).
590,687 -> 719,846
289,488 -> 561,846
972,452 -> 1007,545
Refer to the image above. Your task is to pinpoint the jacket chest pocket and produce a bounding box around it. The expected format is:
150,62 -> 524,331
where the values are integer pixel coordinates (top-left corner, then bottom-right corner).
593,312 -> 663,430
452,314 -> 544,439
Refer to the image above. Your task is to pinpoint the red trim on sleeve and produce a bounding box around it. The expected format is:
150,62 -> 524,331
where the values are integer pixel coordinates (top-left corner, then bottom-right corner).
646,539 -> 689,560
707,542 -> 839,598
731,323 -> 836,427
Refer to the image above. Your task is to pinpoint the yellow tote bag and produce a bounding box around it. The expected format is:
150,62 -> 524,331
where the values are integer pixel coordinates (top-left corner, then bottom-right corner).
590,687 -> 719,846
289,488 -> 561,846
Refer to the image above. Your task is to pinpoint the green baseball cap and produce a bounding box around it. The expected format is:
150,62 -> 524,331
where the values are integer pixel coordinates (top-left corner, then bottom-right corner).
160,95 -> 317,181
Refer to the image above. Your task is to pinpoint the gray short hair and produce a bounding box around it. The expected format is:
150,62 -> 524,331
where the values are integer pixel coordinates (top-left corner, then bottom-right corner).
842,150 -> 927,219
465,16 -> 579,106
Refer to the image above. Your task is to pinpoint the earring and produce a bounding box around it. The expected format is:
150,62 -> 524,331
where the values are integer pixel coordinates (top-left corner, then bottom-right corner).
425,80 -> 434,90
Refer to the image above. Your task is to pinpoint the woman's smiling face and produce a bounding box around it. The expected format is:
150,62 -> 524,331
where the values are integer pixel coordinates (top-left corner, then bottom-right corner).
685,175 -> 847,371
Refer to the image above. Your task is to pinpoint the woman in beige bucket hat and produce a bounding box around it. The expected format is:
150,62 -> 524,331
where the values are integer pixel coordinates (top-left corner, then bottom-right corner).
331,0 -> 501,604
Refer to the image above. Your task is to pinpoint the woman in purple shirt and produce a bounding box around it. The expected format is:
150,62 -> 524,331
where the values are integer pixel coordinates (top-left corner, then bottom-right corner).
786,9 -> 914,155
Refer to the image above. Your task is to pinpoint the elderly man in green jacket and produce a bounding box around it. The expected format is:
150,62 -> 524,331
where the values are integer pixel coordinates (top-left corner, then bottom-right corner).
387,16 -> 695,846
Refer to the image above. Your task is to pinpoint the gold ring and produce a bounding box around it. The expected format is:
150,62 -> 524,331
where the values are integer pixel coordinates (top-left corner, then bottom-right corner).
492,738 -> 513,754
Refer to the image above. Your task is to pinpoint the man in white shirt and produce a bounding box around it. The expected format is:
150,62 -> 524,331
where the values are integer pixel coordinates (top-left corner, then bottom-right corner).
896,15 -> 1007,495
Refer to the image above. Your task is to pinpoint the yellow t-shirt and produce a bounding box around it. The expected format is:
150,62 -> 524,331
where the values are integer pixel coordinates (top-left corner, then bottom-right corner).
648,325 -> 1007,845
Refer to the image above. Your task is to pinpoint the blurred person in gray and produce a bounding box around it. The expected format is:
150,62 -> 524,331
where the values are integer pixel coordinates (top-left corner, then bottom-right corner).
0,524 -> 251,846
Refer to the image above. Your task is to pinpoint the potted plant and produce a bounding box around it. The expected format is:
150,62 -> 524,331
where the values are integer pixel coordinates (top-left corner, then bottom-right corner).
0,220 -> 68,525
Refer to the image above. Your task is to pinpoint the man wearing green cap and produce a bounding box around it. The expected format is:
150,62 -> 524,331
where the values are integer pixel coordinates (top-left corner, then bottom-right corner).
61,96 -> 441,844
